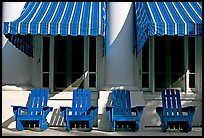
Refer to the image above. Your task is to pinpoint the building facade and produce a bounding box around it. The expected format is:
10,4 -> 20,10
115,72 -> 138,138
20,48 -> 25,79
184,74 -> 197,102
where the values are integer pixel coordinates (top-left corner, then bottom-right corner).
2,2 -> 202,130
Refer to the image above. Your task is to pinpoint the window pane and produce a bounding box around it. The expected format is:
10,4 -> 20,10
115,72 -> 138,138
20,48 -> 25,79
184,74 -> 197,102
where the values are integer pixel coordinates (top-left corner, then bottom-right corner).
155,74 -> 167,88
72,36 -> 84,72
171,36 -> 184,73
155,36 -> 167,73
56,55 -> 67,72
55,35 -> 67,54
55,74 -> 67,88
43,37 -> 50,72
89,74 -> 96,87
72,36 -> 84,54
89,37 -> 96,72
155,36 -> 185,90
142,74 -> 149,88
155,36 -> 167,89
72,73 -> 84,87
189,74 -> 195,88
43,74 -> 49,87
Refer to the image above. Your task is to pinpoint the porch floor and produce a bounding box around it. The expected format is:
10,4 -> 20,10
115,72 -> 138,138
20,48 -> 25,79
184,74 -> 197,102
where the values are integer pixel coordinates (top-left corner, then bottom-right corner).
2,126 -> 202,136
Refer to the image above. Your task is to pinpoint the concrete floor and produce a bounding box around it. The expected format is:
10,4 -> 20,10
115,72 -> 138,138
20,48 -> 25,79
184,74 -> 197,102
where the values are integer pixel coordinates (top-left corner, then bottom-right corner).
2,127 -> 202,136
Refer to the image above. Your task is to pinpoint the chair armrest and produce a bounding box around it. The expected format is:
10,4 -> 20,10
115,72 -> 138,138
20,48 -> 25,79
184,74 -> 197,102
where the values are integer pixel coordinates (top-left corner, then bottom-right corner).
155,107 -> 164,121
131,106 -> 145,112
105,106 -> 114,121
131,106 -> 145,119
11,105 -> 27,110
156,106 -> 163,113
60,106 -> 72,117
87,106 -> 98,118
182,106 -> 196,112
105,106 -> 114,111
42,106 -> 53,112
90,106 -> 98,111
60,106 -> 72,111
87,106 -> 98,113
11,105 -> 28,118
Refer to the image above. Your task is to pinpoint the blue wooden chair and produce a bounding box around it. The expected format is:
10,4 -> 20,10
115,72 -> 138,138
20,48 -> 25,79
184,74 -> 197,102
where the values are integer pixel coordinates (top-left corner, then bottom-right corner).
156,89 -> 196,132
11,88 -> 53,131
60,89 -> 98,131
106,89 -> 145,131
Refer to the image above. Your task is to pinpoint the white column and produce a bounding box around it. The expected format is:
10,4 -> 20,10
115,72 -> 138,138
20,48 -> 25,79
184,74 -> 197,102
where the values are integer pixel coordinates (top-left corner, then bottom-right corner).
105,2 -> 135,89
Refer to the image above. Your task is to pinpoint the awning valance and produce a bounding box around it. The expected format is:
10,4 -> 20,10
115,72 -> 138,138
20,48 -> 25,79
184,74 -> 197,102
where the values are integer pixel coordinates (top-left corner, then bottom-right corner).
135,2 -> 202,54
3,2 -> 107,57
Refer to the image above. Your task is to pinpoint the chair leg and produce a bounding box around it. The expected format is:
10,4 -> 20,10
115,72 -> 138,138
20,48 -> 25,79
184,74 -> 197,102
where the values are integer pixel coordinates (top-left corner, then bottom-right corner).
182,122 -> 192,132
110,121 -> 116,131
135,121 -> 139,131
65,121 -> 71,131
86,120 -> 92,131
161,122 -> 167,133
16,120 -> 24,131
39,120 -> 48,131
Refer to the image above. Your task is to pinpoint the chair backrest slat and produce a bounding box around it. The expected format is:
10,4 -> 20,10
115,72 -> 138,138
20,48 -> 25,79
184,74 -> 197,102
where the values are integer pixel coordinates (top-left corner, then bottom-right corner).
176,89 -> 182,116
126,90 -> 131,116
161,89 -> 167,116
116,90 -> 122,115
72,89 -> 77,115
27,89 -> 35,115
27,88 -> 49,115
171,89 -> 177,116
77,89 -> 82,115
112,90 -> 117,114
166,89 -> 172,116
72,89 -> 91,116
112,89 -> 131,116
82,89 -> 87,114
37,89 -> 43,115
121,90 -> 127,115
32,89 -> 40,115
162,89 -> 183,117
86,89 -> 91,111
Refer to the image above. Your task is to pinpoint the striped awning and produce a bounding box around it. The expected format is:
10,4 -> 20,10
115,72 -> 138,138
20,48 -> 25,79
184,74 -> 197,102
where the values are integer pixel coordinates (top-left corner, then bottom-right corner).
135,2 -> 202,54
3,2 -> 107,57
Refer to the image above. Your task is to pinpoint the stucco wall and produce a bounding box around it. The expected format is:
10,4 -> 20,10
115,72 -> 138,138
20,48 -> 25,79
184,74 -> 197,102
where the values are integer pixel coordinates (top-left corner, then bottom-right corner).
2,2 -> 32,87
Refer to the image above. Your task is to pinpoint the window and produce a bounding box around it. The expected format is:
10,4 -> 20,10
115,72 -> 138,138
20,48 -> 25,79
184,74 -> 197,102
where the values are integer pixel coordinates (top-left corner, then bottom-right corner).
142,36 -> 200,93
34,35 -> 103,92
42,37 -> 50,88
89,36 -> 97,88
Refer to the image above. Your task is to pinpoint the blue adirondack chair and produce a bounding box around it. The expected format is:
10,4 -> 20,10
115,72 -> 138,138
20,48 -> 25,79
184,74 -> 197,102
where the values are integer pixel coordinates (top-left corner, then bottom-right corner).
60,89 -> 98,131
106,89 -> 145,131
11,88 -> 53,131
156,89 -> 196,132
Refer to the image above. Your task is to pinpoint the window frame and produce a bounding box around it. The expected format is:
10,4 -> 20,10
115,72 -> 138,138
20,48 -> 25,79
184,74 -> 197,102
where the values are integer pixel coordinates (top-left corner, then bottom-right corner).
142,36 -> 202,94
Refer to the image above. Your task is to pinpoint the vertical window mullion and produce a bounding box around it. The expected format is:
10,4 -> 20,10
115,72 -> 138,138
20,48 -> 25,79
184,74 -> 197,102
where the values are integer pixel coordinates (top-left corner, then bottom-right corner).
184,36 -> 189,94
195,36 -> 202,93
149,36 -> 155,93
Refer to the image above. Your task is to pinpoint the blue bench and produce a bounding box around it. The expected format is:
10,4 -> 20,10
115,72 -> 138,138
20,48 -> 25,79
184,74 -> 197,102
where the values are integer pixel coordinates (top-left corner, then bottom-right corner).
156,89 -> 196,132
11,88 -> 53,131
60,89 -> 98,131
106,89 -> 145,131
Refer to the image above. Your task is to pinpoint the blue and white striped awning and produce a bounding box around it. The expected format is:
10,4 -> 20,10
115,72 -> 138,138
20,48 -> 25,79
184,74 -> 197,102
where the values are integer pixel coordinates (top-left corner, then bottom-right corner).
135,2 -> 202,54
3,2 -> 107,57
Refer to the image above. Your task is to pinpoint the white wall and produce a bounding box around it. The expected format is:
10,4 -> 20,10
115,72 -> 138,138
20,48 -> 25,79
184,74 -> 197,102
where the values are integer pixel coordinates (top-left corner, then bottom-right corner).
2,2 -> 32,88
